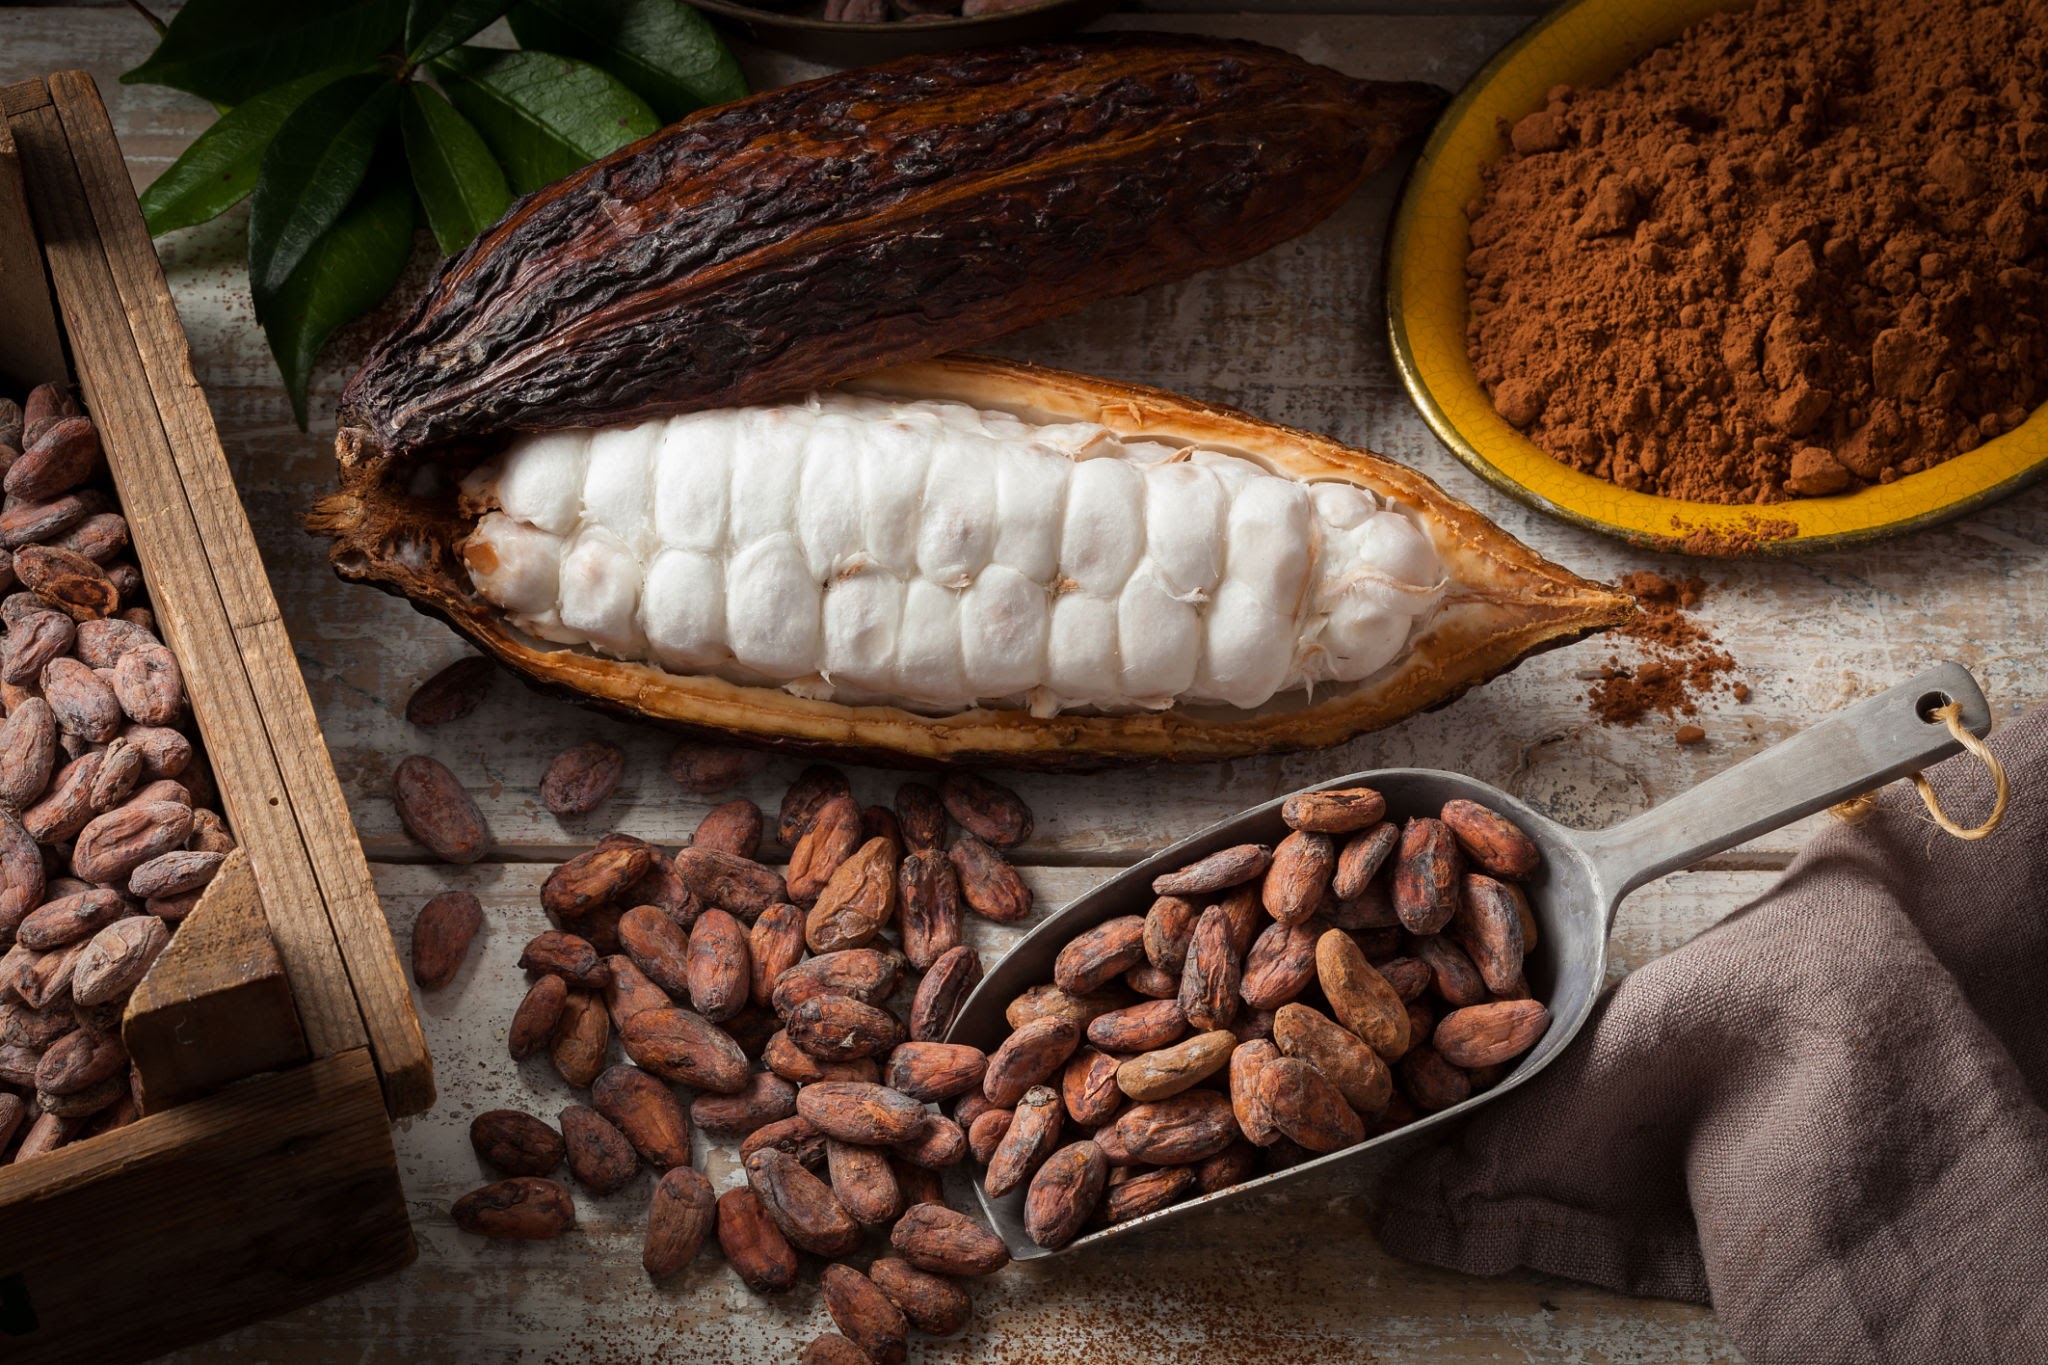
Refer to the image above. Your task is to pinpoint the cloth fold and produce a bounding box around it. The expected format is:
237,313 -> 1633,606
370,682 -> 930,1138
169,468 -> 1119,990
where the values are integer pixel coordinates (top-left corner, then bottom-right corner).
1376,703 -> 2048,1365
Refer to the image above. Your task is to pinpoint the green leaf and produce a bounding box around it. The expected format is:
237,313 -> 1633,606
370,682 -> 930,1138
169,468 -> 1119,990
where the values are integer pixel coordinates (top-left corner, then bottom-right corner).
507,0 -> 746,122
255,174 -> 417,428
403,0 -> 519,65
247,74 -> 402,301
435,47 -> 659,193
138,69 -> 360,237
400,83 -> 511,254
121,0 -> 406,106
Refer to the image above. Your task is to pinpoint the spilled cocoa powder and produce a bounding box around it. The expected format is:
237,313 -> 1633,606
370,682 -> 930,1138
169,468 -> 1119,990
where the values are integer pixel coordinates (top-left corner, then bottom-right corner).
1585,572 -> 1746,732
1465,0 -> 2048,504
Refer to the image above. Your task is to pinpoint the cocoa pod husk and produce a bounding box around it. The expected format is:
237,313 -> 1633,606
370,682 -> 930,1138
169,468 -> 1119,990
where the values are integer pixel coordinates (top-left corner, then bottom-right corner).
1262,829 -> 1335,925
1052,913 -> 1147,995
592,1063 -> 695,1167
673,846 -> 786,920
1332,821 -> 1400,900
392,755 -> 490,863
693,797 -> 763,860
1151,843 -> 1270,896
411,890 -> 483,990
1086,998 -> 1186,1053
890,1201 -> 1010,1276
983,1015 -> 1081,1106
560,1102 -> 639,1193
947,835 -> 1031,923
827,1138 -> 904,1226
745,1146 -> 861,1256
984,1083 -> 1064,1198
1440,798 -> 1541,880
821,1263 -> 910,1365
404,655 -> 494,726
643,1166 -> 717,1278
1392,817 -> 1461,933
621,1006 -> 749,1093
892,781 -> 947,854
469,1109 -> 566,1176
1281,786 -> 1386,833
689,1069 -> 797,1137
869,1256 -> 971,1336
938,772 -> 1032,848
1273,1001 -> 1391,1115
1103,1165 -> 1197,1223
716,1187 -> 799,1293
1114,1029 -> 1235,1102
540,740 -> 624,817
1240,919 -> 1320,1010
452,1177 -> 576,1239
795,1080 -> 928,1145
508,972 -> 569,1059
895,848 -> 963,971
806,835 -> 897,953
1315,928 -> 1411,1061
1433,999 -> 1549,1068
1112,1089 -> 1237,1164
1176,904 -> 1241,1032
550,988 -> 611,1088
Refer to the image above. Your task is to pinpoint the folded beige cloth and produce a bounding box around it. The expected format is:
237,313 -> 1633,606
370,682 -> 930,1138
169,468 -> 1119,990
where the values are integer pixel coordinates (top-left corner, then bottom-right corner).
1376,703 -> 2048,1365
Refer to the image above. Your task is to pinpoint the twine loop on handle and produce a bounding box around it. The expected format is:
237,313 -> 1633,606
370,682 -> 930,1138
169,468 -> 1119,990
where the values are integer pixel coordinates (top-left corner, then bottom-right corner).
1829,702 -> 2009,839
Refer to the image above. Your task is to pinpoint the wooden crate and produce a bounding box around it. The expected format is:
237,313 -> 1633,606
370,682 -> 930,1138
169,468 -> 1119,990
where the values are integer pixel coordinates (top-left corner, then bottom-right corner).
0,72 -> 432,1363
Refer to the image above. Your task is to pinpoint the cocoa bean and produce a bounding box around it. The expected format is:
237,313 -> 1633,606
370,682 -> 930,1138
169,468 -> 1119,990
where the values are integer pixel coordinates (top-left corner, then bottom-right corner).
71,798 -> 190,885
15,546 -> 115,621
1281,786 -> 1386,834
1411,932 -> 1489,1008
1397,1042 -> 1471,1112
1433,999 -> 1549,1068
1240,919 -> 1320,1010
806,836 -> 897,953
53,512 -> 126,564
0,1040 -> 41,1085
892,781 -> 947,853
884,1041 -> 987,1102
742,1114 -> 828,1169
72,617 -> 154,670
0,490 -> 98,548
1053,914 -> 1148,995
869,1256 -> 971,1336
745,1146 -> 860,1255
0,810 -> 42,944
1087,997 -> 1186,1053
822,1263 -> 910,1365
778,764 -> 852,846
643,1166 -> 716,1278
86,739 -> 142,811
540,740 -> 624,817
788,794 -> 862,903
518,929 -> 611,988
13,1109 -> 81,1161
392,755 -> 490,863
38,1072 -> 125,1118
1451,874 -> 1527,995
801,1334 -> 871,1365
1196,1139 -> 1261,1193
1061,1047 -> 1123,1127
895,848 -> 963,971
1143,894 -> 1200,972
788,993 -> 904,1061
1392,817 -> 1461,933
827,1138 -> 903,1226
34,1027 -> 125,1095
122,726 -> 189,783
1377,955 -> 1433,1002
947,835 -> 1030,923
611,903 -> 688,1000
1104,1165 -> 1197,1223
127,848 -> 223,900
543,833 -> 653,922
621,1007 -> 749,1092
692,798 -> 763,859
1004,981 -> 1128,1031
1332,821 -> 1400,900
744,904 -> 802,1010
984,1015 -> 1081,1106
1256,1054 -> 1364,1152
764,1029 -> 879,1086
469,1109 -> 566,1176
0,697 -> 56,809
1231,1006 -> 1276,1045
985,1083 -> 1064,1198
622,846 -> 696,927
18,889 -> 126,952
716,1187 -> 799,1293
796,1081 -> 928,1145
909,944 -> 981,1042
560,1103 -> 639,1193
967,1108 -> 1012,1165
452,1177 -> 575,1238
938,772 -> 1032,847
41,657 -> 120,742
1316,928 -> 1411,1061
1115,1029 -> 1235,1102
5,417 -> 97,501
1262,829 -> 1335,925
1113,1089 -> 1237,1164
23,754 -> 95,845
890,1202 -> 1009,1276
2,612 -> 72,686
673,846 -> 786,919
1177,904 -> 1241,1032
773,949 -> 904,1018
70,915 -> 169,1007
1273,1002 -> 1390,1115
411,890 -> 483,990
1151,843 -> 1270,896
111,644 -> 182,725
889,1112 -> 967,1169
674,905 -> 746,1023
1125,962 -> 1178,998
550,988 -> 611,1088
592,1063 -> 695,1168
664,740 -> 762,794
1440,798 -> 1541,880
1022,1138 -> 1108,1249
508,973 -> 569,1059
690,1069 -> 797,1137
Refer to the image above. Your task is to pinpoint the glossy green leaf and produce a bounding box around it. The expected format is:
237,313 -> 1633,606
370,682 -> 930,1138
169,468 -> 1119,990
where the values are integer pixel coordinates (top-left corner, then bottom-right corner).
247,74 -> 402,301
400,83 -> 511,254
256,175 -> 417,428
507,0 -> 747,122
403,0 -> 520,65
138,69 -> 359,237
121,0 -> 406,106
434,47 -> 658,193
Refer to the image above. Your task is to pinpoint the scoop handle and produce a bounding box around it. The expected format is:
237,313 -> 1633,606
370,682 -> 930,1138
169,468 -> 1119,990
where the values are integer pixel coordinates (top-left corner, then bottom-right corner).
1578,662 -> 1991,907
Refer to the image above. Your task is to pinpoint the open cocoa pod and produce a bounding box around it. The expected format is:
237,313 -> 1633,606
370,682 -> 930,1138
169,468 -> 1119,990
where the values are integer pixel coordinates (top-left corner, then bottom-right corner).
315,35 -> 1629,767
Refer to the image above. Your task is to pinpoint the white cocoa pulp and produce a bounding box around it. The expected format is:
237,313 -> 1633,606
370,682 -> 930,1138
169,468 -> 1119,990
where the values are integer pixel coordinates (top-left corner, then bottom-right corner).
460,392 -> 1445,714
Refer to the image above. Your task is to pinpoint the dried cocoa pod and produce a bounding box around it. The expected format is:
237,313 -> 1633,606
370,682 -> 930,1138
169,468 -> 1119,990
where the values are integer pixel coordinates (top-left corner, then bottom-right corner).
1316,928 -> 1411,1061
1440,799 -> 1541,880
689,1070 -> 797,1138
796,1081 -> 928,1146
772,948 -> 904,1019
621,1007 -> 750,1092
560,1102 -> 639,1193
1282,786 -> 1386,834
909,944 -> 981,1042
410,890 -> 483,990
1411,932 -> 1489,1008
1433,999 -> 1549,1069
936,773 -> 1031,848
1061,1047 -> 1123,1127
1451,874 -> 1527,995
801,1334 -> 870,1365
984,1015 -> 1081,1106
392,755 -> 490,863
693,798 -> 763,860
2,612 -> 72,686
1273,1002 -> 1390,1115
1115,1029 -> 1235,1103
890,1201 -> 1009,1277
643,1166 -> 717,1278
543,833 -> 653,921
788,993 -> 905,1062
1256,1054 -> 1364,1152
788,794 -> 862,903
1153,844 -> 1271,897
822,1263 -> 911,1365
889,1113 -> 968,1170
985,1084 -> 1064,1198
1397,1042 -> 1471,1112
0,696 -> 57,809
42,657 -> 120,742
1240,919 -> 1320,1010
5,417 -> 97,502
673,846 -> 786,919
663,740 -> 762,794
518,929 -> 611,988
111,645 -> 182,726
1262,830 -> 1335,925
1177,904 -> 1241,1032
895,849 -> 963,971
549,988 -> 611,1088
71,798 -> 191,885
1113,1089 -> 1237,1164
967,1108 -> 1012,1165
806,836 -> 897,953
1004,981 -> 1129,1030
884,1041 -> 987,1102
469,1109 -> 566,1176
827,1137 -> 903,1226
508,973 -> 569,1059
717,1187 -> 799,1293
71,617 -> 153,670
1196,1139 -> 1261,1193
541,740 -> 624,817
869,1256 -> 971,1336
1104,1165 -> 1198,1223
1392,817 -> 1461,933
893,781 -> 947,854
16,546 -> 116,621
1053,914 -> 1147,995
34,1027 -> 126,1096
70,915 -> 169,1007
947,835 -> 1031,923
1086,998 -> 1186,1053
1332,821 -> 1400,900
742,1114 -> 828,1169
745,1146 -> 861,1256
591,1063 -> 695,1168
453,1177 -> 576,1239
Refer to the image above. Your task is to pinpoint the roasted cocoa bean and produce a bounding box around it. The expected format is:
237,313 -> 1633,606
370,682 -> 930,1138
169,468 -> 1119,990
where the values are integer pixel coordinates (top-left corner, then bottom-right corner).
827,1138 -> 903,1226
717,1187 -> 799,1293
744,904 -> 802,1010
621,1007 -> 749,1093
693,798 -> 764,859
452,1177 -> 576,1239
592,1063 -> 695,1168
869,1256 -> 971,1336
1316,928 -> 1411,1061
1282,786 -> 1387,834
1262,829 -> 1335,925
892,781 -> 947,853
777,764 -> 851,846
541,740 -> 624,816
764,1029 -> 878,1086
1177,904 -> 1241,1032
895,848 -> 963,971
1332,821 -> 1400,900
1440,799 -> 1541,880
890,1202 -> 1009,1276
411,890 -> 483,990
806,836 -> 897,953
1433,999 -> 1549,1068
948,835 -> 1031,923
469,1109 -> 566,1176
643,1166 -> 717,1277
745,1146 -> 860,1256
508,973 -> 569,1059
393,755 -> 490,863
1151,843 -> 1270,896
938,772 -> 1032,847
128,848 -> 222,901
796,1081 -> 928,1145
1113,1089 -> 1237,1164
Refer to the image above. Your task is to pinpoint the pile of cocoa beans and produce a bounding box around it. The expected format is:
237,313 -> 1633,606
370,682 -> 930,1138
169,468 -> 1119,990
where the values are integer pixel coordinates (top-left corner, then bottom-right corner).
969,789 -> 1551,1246
0,384 -> 237,1163
425,756 -> 1039,1365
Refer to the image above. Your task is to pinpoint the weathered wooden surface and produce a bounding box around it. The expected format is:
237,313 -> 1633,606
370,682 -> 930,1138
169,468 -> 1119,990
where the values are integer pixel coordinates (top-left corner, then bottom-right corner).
4,3 -> 2042,1360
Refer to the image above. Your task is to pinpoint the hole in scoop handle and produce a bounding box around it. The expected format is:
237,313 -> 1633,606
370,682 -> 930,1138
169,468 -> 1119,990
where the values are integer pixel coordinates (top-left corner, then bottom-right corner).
1580,662 -> 1990,904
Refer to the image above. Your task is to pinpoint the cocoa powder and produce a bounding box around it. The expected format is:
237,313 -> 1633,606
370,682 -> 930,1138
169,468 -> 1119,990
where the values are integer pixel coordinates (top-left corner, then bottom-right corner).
1466,0 -> 2048,503
1584,572 -> 1744,727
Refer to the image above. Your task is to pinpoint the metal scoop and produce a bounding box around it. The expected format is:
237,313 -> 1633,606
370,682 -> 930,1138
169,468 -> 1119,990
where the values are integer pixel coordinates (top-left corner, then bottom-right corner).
946,661 -> 1991,1259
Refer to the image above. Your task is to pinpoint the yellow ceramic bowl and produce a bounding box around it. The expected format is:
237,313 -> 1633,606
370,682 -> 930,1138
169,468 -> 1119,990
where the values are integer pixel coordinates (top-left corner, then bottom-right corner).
1385,0 -> 2048,556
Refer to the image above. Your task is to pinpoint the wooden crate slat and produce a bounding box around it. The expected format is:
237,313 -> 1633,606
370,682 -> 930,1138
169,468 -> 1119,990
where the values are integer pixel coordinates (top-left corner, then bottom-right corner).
2,95 -> 368,1066
0,1048 -> 413,1365
45,72 -> 433,1118
0,125 -> 65,386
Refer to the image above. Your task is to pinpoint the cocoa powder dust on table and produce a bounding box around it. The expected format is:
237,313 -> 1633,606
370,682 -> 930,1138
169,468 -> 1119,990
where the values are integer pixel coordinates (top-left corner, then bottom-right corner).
1465,0 -> 2048,504
1584,572 -> 1746,736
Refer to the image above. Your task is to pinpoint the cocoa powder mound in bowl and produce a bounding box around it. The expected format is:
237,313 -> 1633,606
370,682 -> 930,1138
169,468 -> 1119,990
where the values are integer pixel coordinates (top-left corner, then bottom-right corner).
1464,0 -> 2048,505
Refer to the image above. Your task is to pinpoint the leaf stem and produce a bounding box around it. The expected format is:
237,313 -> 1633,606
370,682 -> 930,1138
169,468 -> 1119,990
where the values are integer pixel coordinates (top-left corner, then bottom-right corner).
121,0 -> 168,38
